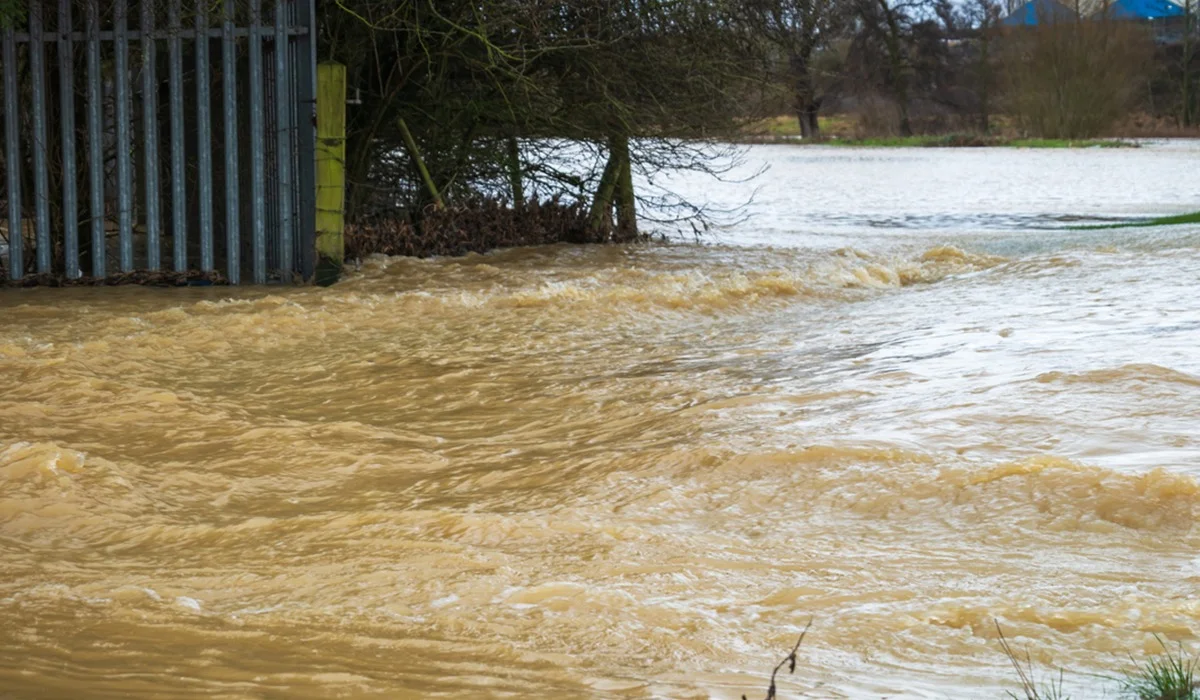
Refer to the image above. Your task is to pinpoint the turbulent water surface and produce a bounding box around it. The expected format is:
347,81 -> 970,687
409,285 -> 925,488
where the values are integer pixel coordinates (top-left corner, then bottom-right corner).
3,142 -> 1200,699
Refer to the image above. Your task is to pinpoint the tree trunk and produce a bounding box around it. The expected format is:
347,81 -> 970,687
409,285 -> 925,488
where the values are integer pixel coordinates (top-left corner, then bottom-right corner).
588,146 -> 620,239
611,134 -> 637,240
978,19 -> 992,133
1184,0 -> 1194,127
506,135 -> 524,209
398,117 -> 444,211
878,0 -> 913,136
790,52 -> 822,141
896,92 -> 913,136
797,102 -> 822,140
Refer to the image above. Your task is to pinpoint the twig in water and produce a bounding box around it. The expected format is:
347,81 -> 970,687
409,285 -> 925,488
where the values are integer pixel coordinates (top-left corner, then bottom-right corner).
744,618 -> 814,700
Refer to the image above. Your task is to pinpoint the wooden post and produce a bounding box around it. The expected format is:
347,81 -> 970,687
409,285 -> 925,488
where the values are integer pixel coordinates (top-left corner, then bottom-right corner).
315,62 -> 345,286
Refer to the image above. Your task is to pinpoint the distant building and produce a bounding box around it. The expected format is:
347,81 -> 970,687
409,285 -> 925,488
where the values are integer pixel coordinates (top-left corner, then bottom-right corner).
1002,0 -> 1078,25
1002,0 -> 1191,42
1091,0 -> 1185,20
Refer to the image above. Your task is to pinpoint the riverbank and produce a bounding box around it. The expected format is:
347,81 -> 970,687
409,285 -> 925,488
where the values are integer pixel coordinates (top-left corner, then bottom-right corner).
738,115 -> 1141,148
832,134 -> 1136,148
738,129 -> 1137,148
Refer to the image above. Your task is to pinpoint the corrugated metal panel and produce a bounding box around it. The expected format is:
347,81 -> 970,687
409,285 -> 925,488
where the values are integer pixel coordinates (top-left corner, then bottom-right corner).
0,0 -> 316,284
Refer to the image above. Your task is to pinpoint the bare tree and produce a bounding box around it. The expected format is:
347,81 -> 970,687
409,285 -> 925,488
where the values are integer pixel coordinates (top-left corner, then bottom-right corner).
320,0 -> 763,241
743,0 -> 851,139
1182,0 -> 1196,126
965,0 -> 1003,132
856,0 -> 923,136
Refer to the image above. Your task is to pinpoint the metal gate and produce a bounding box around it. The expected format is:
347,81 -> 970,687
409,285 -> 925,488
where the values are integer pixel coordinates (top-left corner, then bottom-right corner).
0,0 -> 317,284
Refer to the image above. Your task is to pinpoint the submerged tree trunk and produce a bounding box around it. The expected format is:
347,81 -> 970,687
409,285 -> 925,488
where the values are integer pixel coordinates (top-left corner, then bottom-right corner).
588,146 -> 620,239
611,134 -> 637,239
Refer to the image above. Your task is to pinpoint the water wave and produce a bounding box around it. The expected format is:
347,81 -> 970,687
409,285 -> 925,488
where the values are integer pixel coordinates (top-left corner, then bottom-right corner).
1035,364 -> 1200,388
348,245 -> 1006,314
696,447 -> 1200,532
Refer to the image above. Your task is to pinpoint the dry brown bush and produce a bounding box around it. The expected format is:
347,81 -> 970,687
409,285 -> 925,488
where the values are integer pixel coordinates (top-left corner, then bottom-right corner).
344,197 -> 644,260
999,18 -> 1153,138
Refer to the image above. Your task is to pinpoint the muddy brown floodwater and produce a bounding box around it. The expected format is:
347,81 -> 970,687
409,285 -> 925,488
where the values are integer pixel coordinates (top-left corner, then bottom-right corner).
3,142 -> 1200,699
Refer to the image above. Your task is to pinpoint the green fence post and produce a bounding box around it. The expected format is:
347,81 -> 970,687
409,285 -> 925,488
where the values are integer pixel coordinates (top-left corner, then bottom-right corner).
315,62 -> 346,286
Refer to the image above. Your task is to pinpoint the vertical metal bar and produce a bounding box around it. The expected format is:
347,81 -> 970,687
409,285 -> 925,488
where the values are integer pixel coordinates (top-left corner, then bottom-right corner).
222,0 -> 239,283
274,0 -> 293,279
288,1 -> 302,276
249,0 -> 266,283
2,28 -> 21,280
29,2 -> 51,274
86,0 -> 104,277
115,0 -> 133,271
294,0 -> 317,280
59,0 -> 80,278
141,0 -> 160,270
168,0 -> 186,271
196,2 -> 214,272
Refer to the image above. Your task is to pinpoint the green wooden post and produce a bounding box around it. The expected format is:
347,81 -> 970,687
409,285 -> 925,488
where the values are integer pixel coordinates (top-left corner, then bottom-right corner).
315,62 -> 346,286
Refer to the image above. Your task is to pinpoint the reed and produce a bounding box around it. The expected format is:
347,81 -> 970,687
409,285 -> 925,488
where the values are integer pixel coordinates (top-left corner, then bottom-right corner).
747,619 -> 1200,699
995,621 -> 1072,700
1121,636 -> 1199,700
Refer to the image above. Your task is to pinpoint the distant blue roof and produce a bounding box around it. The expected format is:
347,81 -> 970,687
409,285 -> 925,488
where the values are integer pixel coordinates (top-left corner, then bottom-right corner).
1002,0 -> 1077,25
1094,0 -> 1185,19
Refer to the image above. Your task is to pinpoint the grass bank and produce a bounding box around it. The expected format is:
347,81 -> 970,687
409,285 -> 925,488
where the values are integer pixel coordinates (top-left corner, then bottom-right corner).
738,129 -> 1135,148
1072,211 -> 1200,230
827,134 -> 1136,148
738,116 -> 1139,148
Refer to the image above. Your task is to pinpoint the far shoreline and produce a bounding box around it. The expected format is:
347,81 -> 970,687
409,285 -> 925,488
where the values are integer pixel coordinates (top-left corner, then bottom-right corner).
733,133 -> 1142,148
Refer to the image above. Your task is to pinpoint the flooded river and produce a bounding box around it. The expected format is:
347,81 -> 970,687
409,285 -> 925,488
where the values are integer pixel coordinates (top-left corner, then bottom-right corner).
3,142 -> 1200,698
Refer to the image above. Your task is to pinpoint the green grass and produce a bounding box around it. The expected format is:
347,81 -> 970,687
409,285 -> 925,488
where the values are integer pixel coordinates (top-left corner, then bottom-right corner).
829,134 -> 987,147
826,134 -> 1136,148
1007,138 -> 1135,148
1072,210 -> 1200,230
739,115 -> 1140,148
1121,637 -> 1199,700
